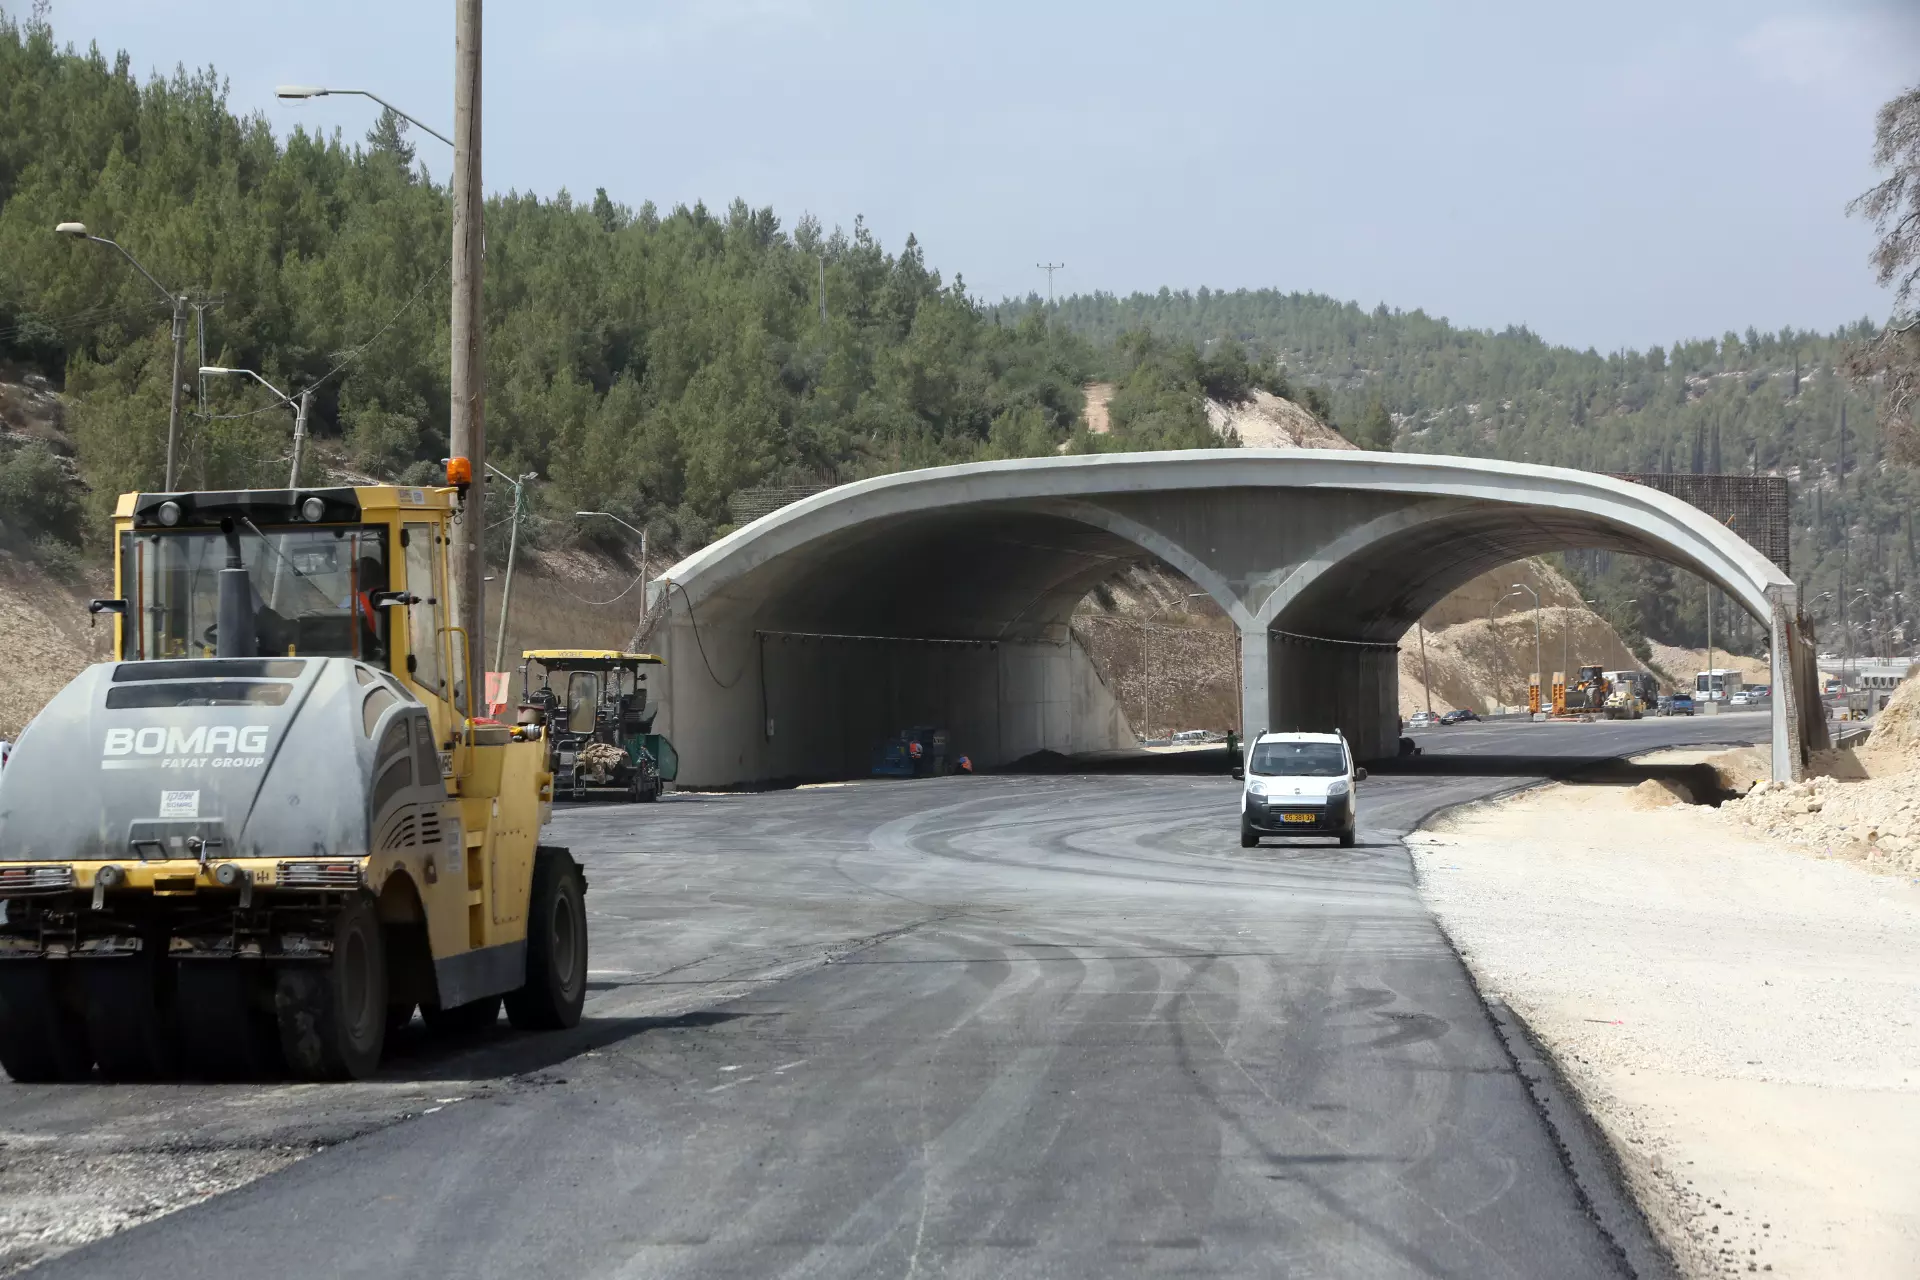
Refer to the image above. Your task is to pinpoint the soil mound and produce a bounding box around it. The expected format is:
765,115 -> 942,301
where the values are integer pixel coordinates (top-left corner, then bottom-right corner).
1863,677 -> 1920,773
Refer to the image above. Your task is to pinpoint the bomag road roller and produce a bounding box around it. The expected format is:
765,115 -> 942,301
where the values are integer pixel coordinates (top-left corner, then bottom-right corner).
0,471 -> 587,1081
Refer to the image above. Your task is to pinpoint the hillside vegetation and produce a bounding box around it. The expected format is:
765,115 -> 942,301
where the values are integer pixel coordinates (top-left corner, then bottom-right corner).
0,10 -> 1096,563
2,9 -> 1913,669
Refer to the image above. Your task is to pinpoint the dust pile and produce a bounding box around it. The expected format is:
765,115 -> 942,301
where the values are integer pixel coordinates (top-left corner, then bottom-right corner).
1718,678 -> 1920,873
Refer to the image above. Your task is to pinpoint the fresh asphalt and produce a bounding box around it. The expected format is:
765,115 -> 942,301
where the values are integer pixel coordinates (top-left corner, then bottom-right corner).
30,713 -> 1771,1279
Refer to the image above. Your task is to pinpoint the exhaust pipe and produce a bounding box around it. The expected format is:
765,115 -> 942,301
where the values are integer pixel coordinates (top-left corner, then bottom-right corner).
217,518 -> 256,659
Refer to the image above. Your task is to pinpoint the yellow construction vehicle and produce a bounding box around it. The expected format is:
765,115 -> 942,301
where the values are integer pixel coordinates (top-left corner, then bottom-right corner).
0,470 -> 586,1081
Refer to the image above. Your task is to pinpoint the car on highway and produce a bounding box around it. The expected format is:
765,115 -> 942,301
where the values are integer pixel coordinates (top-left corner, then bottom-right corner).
1663,693 -> 1695,715
1233,730 -> 1364,849
1407,710 -> 1440,728
1440,708 -> 1479,724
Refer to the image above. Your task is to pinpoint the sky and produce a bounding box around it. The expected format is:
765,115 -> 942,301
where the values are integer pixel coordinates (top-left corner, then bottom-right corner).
31,0 -> 1920,353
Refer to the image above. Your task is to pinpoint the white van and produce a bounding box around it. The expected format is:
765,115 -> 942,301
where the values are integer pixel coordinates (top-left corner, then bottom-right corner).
1232,730 -> 1365,848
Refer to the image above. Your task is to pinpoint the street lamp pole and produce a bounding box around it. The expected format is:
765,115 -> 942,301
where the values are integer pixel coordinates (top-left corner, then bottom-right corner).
577,512 -> 648,590
274,85 -> 454,147
55,222 -> 187,489
1512,582 -> 1541,716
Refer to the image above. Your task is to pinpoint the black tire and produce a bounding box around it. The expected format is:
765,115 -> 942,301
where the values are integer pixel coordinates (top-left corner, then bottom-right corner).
422,994 -> 500,1036
1339,826 -> 1357,848
505,847 -> 587,1031
1240,818 -> 1259,849
275,894 -> 388,1080
176,964 -> 283,1080
83,952 -> 178,1081
0,961 -> 91,1082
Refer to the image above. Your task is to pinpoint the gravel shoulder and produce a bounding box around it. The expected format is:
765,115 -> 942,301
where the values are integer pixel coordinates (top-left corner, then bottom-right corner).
1409,776 -> 1920,1278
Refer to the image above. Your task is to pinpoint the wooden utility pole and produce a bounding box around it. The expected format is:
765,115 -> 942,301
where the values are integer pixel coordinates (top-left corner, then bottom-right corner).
450,0 -> 487,705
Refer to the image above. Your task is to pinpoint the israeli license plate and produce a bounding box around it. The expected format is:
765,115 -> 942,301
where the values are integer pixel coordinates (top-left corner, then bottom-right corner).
1281,812 -> 1317,824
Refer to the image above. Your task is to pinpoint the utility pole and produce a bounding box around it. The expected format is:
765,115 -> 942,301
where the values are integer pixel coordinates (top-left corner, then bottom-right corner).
489,465 -> 534,671
165,296 -> 187,489
1036,262 -> 1064,312
288,390 -> 312,488
1418,620 -> 1432,716
450,0 -> 488,708
1705,587 -> 1713,702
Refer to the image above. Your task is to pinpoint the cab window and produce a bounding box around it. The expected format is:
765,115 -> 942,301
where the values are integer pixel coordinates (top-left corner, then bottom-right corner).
402,523 -> 446,698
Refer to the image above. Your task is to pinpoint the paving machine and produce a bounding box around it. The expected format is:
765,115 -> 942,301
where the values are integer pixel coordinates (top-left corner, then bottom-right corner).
0,473 -> 588,1082
518,651 -> 675,802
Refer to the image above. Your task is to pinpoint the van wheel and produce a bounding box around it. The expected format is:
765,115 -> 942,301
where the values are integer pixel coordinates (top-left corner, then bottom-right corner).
1240,818 -> 1258,849
506,847 -> 587,1031
275,894 -> 388,1080
1339,826 -> 1357,848
0,962 -> 91,1082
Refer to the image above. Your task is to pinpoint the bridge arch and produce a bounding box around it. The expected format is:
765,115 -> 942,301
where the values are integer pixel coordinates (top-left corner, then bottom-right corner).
649,451 -> 1801,786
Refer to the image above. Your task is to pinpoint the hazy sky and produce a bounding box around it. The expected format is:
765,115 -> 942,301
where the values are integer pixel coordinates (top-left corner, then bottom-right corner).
33,0 -> 1920,352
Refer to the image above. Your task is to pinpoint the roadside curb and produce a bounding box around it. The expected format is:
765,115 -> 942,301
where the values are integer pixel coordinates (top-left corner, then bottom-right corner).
1402,770 -> 1681,1279
1482,994 -> 1679,1280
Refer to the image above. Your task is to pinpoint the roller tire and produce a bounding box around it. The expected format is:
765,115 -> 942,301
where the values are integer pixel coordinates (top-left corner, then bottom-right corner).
505,847 -> 587,1031
0,962 -> 91,1082
275,894 -> 388,1080
83,952 -> 178,1081
176,964 -> 283,1080
422,994 -> 500,1036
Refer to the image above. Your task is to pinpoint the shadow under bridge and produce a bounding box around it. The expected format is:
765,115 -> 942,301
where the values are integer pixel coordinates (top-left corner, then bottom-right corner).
645,451 -> 1802,788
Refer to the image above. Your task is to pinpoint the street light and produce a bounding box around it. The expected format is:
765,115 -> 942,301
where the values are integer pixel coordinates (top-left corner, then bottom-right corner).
199,367 -> 312,487
487,463 -> 537,669
274,86 -> 453,147
577,511 -> 650,602
1511,582 -> 1542,717
55,221 -> 188,489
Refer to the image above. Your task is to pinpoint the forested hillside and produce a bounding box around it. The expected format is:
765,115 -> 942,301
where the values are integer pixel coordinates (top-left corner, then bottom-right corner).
1008,288 -> 1918,654
2,8 -> 1912,659
0,11 -> 1093,562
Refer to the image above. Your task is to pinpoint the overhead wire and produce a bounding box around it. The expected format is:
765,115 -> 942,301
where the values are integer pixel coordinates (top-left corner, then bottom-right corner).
196,257 -> 450,422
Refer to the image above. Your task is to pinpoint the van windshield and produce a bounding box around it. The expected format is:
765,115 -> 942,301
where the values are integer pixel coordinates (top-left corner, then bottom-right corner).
1249,741 -> 1347,777
120,527 -> 390,665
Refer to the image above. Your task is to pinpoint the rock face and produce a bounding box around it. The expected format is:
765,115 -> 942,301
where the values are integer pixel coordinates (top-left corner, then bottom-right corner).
1204,390 -> 1356,450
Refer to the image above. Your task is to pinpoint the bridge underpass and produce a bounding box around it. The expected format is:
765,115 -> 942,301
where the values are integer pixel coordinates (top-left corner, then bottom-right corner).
646,450 -> 1805,787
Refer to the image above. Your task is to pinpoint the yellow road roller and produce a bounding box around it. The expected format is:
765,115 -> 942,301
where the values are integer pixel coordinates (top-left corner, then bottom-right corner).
0,473 -> 586,1081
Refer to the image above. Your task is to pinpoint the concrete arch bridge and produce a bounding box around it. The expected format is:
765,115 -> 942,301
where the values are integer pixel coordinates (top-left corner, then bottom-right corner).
644,451 -> 1809,787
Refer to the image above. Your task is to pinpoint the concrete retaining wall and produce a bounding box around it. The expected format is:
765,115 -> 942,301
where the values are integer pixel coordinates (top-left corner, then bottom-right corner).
654,618 -> 1135,786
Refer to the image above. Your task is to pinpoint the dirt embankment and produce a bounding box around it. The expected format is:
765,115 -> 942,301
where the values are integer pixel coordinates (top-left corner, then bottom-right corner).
1074,557 -> 1647,731
0,552 -> 110,739
1713,675 -> 1920,872
1647,642 -> 1770,689
1410,777 -> 1920,1279
1204,390 -> 1355,449
1397,562 -> 1647,714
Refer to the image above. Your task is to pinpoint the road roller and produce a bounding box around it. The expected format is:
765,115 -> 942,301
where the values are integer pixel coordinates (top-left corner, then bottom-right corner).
0,472 -> 586,1081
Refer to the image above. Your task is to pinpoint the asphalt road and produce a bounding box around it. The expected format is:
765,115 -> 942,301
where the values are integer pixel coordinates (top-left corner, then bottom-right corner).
24,713 -> 1770,1279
